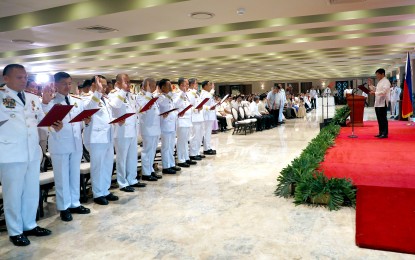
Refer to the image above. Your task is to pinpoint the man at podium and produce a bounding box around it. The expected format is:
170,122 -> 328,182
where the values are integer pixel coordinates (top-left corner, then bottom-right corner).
370,68 -> 391,139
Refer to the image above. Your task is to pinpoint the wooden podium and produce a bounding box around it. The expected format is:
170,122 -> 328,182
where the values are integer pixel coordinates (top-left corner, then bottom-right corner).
346,94 -> 365,127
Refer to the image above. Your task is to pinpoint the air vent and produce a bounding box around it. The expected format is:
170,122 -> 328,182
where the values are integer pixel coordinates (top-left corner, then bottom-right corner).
327,0 -> 366,4
11,39 -> 34,44
79,25 -> 118,33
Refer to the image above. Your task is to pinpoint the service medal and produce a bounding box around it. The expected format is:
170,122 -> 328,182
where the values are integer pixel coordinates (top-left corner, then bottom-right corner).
3,97 -> 16,109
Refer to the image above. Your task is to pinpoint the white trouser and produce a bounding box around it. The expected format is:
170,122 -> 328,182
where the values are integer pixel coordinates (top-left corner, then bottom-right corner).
0,160 -> 39,236
391,101 -> 399,116
203,120 -> 214,151
141,135 -> 159,176
114,136 -> 138,188
279,106 -> 284,122
225,115 -> 233,129
177,127 -> 191,163
190,122 -> 204,156
161,131 -> 176,169
86,142 -> 114,198
51,152 -> 82,211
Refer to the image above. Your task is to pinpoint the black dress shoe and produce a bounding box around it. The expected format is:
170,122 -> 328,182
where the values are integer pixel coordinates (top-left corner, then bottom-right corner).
199,155 -> 206,158
170,166 -> 181,171
151,172 -> 162,179
9,234 -> 30,246
162,168 -> 176,174
93,196 -> 109,205
378,135 -> 388,139
210,149 -> 217,154
105,193 -> 119,201
374,134 -> 381,137
177,162 -> 190,167
204,150 -> 215,155
189,156 -> 202,161
120,186 -> 135,192
60,209 -> 73,222
186,160 -> 197,165
23,226 -> 52,237
69,205 -> 91,214
142,175 -> 158,181
130,182 -> 147,188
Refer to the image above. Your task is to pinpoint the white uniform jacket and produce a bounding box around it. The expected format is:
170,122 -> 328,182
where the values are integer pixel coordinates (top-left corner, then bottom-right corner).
0,86 -> 44,163
174,90 -> 192,128
200,89 -> 216,121
42,93 -> 83,154
136,91 -> 161,137
83,91 -> 114,144
188,89 -> 204,123
157,92 -> 177,133
108,88 -> 137,138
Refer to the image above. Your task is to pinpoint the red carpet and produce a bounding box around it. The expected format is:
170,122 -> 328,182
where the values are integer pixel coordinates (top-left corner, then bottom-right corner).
319,121 -> 415,254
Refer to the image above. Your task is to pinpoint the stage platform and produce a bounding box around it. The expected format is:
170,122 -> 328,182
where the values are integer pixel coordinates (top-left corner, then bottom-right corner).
319,121 -> 415,254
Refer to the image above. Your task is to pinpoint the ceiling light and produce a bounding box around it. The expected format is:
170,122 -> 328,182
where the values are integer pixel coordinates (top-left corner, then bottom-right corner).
189,12 -> 215,19
237,8 -> 246,15
11,39 -> 34,45
35,74 -> 51,84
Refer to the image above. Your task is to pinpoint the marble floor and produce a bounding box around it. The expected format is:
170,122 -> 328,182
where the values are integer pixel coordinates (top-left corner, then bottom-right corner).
0,108 -> 413,259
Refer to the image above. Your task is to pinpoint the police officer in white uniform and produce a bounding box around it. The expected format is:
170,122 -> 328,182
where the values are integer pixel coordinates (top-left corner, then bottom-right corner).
188,78 -> 205,161
83,75 -> 119,205
0,64 -> 57,246
200,81 -> 217,155
136,78 -> 160,181
175,78 -> 197,167
390,81 -> 401,119
42,72 -> 91,222
108,74 -> 144,192
157,79 -> 180,174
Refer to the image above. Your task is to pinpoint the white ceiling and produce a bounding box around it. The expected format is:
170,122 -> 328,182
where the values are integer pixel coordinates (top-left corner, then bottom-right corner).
0,0 -> 414,82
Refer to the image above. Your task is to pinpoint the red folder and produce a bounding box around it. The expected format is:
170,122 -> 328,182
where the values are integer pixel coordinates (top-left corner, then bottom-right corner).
358,85 -> 370,95
139,97 -> 159,113
178,104 -> 193,116
37,104 -> 73,127
159,108 -> 178,116
109,113 -> 136,124
195,98 -> 210,110
69,109 -> 100,123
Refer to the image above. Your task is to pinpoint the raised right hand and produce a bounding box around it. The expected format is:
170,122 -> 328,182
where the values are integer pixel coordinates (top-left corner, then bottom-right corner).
42,83 -> 54,104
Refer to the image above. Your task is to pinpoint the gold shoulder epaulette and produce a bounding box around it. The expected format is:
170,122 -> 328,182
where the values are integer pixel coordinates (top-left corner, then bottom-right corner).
110,89 -> 117,93
70,94 -> 81,99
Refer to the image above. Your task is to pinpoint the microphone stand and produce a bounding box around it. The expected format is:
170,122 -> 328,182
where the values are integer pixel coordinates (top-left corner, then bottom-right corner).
348,87 -> 358,138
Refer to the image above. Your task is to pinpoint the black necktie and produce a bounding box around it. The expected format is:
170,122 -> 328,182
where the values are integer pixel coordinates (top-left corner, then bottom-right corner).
17,92 -> 25,105
101,97 -> 106,105
65,96 -> 70,105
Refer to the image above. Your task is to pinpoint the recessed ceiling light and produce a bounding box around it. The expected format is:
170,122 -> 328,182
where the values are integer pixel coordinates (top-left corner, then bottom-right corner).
237,8 -> 246,15
11,39 -> 34,44
189,12 -> 215,19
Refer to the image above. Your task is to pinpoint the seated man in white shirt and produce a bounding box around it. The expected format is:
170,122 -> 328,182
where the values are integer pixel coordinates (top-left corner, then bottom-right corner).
250,96 -> 265,131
